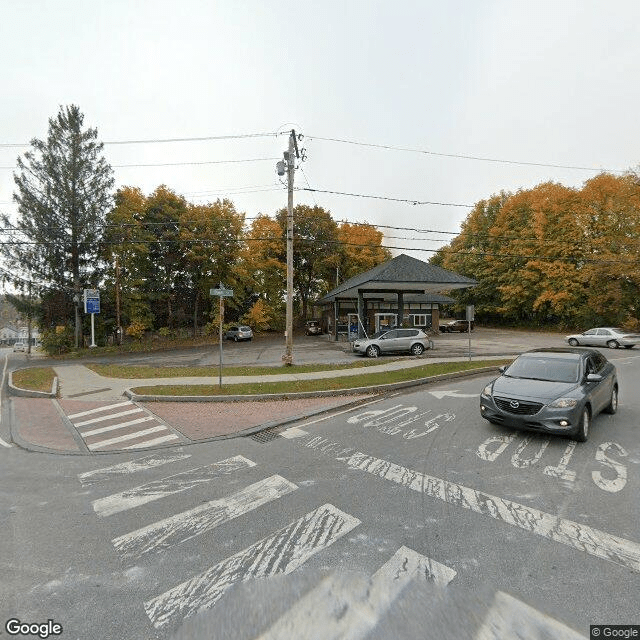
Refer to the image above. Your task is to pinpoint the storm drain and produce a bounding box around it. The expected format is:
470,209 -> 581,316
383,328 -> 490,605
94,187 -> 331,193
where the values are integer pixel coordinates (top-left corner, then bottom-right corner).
249,428 -> 282,443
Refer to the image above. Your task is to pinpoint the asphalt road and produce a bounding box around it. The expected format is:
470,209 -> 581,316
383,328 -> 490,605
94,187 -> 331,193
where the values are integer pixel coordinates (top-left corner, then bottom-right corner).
2,346 -> 638,639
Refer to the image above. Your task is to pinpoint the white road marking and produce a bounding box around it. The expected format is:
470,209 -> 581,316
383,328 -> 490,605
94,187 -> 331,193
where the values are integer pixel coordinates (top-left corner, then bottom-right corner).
81,415 -> 155,437
475,590 -> 586,640
544,441 -> 577,481
296,397 -> 386,429
280,427 -> 309,439
67,400 -> 134,420
256,545 -> 455,640
77,453 -> 191,486
592,442 -> 628,493
113,475 -> 298,560
429,390 -> 477,399
92,455 -> 256,517
73,408 -> 143,427
123,434 -> 179,449
144,503 -> 360,630
343,450 -> 640,574
88,425 -> 167,450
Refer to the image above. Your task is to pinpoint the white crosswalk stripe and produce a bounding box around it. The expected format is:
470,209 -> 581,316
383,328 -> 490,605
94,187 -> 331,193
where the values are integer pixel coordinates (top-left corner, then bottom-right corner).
144,503 -> 361,630
64,400 -> 185,451
256,545 -> 456,640
92,455 -> 256,517
475,591 -> 586,640
112,474 -> 298,560
67,400 -> 134,420
77,453 -> 191,486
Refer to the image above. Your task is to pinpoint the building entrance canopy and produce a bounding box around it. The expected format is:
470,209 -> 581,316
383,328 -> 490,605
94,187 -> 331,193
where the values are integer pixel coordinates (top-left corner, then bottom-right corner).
315,254 -> 477,339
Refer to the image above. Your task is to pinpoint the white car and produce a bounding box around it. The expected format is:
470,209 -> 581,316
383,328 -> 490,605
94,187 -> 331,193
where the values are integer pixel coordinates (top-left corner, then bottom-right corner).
13,342 -> 26,352
566,327 -> 640,349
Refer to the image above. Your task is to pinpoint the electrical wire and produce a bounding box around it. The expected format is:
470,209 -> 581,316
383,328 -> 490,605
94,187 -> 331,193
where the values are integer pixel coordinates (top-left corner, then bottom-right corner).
0,131 -> 279,149
297,187 -> 473,208
306,134 -> 627,174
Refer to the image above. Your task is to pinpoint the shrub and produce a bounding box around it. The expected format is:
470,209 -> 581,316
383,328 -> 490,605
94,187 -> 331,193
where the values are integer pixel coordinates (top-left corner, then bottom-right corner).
40,326 -> 74,355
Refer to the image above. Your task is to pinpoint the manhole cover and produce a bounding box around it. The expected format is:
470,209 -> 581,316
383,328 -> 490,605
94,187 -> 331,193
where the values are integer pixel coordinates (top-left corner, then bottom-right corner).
249,428 -> 282,443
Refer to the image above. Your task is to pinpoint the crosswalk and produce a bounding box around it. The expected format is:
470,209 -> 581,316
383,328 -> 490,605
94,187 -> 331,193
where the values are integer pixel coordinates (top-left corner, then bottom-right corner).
63,400 -> 185,451
76,450 -> 586,638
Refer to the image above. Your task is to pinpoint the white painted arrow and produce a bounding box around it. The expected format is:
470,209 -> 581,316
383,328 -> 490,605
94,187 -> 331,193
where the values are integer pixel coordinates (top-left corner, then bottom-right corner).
429,390 -> 477,399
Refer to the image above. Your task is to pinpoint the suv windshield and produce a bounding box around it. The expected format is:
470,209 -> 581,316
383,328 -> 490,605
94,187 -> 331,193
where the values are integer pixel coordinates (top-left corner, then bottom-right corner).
505,355 -> 580,383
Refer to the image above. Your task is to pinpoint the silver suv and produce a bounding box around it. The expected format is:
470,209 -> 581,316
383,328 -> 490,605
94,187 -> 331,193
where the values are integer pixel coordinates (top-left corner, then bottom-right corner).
224,326 -> 253,342
353,328 -> 431,358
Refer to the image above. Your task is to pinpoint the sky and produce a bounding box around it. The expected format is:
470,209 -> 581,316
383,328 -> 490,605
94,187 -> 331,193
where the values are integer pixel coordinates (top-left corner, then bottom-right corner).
1,0 -> 639,262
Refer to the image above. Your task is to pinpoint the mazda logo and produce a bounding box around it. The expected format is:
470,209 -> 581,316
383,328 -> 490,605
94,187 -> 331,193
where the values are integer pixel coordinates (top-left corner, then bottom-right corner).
509,400 -> 520,408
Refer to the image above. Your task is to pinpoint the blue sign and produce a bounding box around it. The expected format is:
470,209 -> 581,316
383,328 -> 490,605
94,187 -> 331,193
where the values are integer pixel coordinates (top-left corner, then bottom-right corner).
86,298 -> 100,314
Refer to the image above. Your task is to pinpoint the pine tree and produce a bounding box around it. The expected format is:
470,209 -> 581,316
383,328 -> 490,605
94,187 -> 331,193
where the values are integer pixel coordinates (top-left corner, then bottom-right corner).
1,105 -> 114,347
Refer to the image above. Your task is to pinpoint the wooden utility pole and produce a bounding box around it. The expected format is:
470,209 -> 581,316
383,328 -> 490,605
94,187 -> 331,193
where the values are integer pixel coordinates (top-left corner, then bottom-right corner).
283,130 -> 297,365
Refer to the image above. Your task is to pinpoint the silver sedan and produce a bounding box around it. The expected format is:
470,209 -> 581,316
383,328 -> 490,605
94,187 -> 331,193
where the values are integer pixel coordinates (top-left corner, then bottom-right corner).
566,327 -> 640,349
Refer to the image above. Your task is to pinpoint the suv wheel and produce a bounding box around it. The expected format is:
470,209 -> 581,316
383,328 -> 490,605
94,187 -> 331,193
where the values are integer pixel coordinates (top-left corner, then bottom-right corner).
366,345 -> 380,358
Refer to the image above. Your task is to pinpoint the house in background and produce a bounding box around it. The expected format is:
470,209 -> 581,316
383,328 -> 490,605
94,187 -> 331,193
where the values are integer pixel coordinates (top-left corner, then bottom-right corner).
314,253 -> 477,340
0,324 -> 19,344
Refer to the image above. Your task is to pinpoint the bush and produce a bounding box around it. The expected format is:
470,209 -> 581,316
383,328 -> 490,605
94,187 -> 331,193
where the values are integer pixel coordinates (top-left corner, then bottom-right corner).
40,326 -> 75,355
125,321 -> 148,340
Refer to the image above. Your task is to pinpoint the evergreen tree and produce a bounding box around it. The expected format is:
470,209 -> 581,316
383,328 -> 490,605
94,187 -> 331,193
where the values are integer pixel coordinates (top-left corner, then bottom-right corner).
1,105 -> 114,346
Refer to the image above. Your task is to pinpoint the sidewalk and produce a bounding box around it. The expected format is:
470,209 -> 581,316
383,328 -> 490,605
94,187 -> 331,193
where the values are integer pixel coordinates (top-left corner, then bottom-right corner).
9,351 -> 511,455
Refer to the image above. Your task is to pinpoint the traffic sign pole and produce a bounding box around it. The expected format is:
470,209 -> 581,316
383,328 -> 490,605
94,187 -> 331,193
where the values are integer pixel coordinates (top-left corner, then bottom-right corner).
210,286 -> 233,388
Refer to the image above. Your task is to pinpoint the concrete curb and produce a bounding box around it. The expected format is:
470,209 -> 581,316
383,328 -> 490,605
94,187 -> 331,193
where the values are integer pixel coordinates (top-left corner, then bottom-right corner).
8,370 -> 58,398
124,366 -> 500,402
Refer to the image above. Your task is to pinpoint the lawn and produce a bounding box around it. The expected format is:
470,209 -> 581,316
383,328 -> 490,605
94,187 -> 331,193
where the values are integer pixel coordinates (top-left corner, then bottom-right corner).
130,359 -> 508,396
12,367 -> 57,393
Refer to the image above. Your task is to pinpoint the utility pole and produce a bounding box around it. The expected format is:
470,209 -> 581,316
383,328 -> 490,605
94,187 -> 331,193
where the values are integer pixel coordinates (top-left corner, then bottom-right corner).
281,130 -> 299,366
115,256 -> 122,345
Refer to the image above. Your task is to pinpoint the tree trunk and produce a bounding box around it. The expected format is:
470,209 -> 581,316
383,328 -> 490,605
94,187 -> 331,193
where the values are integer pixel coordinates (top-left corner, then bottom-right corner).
193,290 -> 199,338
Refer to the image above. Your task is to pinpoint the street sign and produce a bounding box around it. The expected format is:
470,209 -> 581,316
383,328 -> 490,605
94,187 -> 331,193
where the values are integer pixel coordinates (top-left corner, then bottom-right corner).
84,289 -> 100,314
86,298 -> 100,314
210,288 -> 234,297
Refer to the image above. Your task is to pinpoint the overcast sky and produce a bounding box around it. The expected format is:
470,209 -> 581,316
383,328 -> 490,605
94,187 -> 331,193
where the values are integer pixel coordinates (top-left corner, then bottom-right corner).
1,0 -> 639,261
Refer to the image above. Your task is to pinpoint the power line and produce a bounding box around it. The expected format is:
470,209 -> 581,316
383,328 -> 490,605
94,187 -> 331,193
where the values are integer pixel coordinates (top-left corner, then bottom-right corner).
297,187 -> 473,207
307,134 -> 627,174
1,157 -> 281,171
0,131 -> 279,149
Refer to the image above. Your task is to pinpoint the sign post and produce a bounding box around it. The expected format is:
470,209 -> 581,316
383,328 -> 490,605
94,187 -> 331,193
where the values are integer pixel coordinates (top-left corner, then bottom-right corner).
83,289 -> 100,348
210,286 -> 234,388
466,304 -> 475,361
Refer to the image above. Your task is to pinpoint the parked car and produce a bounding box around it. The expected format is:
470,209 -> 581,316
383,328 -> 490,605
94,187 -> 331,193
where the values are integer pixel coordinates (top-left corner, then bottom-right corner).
352,328 -> 431,358
566,327 -> 640,349
305,320 -> 323,335
480,348 -> 617,442
440,319 -> 474,333
12,342 -> 26,352
224,326 -> 253,342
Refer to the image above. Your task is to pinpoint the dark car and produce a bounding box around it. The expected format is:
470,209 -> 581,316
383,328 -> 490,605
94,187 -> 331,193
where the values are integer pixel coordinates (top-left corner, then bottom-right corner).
305,320 -> 323,335
440,319 -> 474,333
480,348 -> 617,442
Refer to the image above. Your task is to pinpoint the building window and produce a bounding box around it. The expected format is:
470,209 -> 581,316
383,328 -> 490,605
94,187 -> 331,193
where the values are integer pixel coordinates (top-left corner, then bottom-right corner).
411,314 -> 429,327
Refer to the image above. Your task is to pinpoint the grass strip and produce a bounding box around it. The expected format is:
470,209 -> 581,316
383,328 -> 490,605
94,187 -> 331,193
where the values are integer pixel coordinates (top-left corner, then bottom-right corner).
131,360 -> 509,396
87,358 -> 399,379
12,367 -> 57,393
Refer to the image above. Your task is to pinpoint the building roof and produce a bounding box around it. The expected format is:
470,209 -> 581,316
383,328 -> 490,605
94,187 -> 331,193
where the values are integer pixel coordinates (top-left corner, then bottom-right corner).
317,253 -> 477,303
